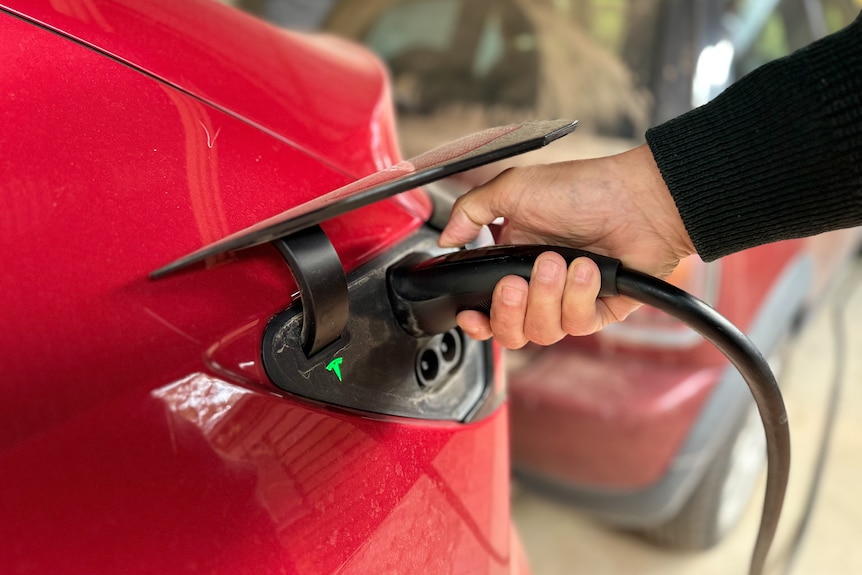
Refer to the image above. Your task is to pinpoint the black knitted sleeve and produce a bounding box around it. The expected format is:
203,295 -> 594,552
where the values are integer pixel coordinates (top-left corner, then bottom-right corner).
645,12 -> 862,262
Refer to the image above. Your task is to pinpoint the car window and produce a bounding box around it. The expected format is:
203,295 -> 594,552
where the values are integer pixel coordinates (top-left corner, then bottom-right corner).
733,0 -> 859,76
472,9 -> 505,77
365,0 -> 461,60
339,0 -> 660,140
823,0 -> 862,31
359,0 -> 540,115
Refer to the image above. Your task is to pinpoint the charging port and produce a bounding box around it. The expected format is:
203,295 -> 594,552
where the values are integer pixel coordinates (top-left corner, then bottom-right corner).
415,328 -> 464,388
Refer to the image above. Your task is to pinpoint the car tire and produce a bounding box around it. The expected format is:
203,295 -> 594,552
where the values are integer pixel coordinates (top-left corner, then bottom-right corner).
640,402 -> 767,550
639,330 -> 795,551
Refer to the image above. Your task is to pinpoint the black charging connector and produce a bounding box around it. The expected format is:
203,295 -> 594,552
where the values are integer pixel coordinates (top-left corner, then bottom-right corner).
388,245 -> 621,336
388,245 -> 790,575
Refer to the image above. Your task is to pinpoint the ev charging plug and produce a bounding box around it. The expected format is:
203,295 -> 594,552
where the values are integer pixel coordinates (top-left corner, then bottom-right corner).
388,244 -> 790,575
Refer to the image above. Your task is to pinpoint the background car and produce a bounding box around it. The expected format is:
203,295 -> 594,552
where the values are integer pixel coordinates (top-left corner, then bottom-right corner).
235,0 -> 862,550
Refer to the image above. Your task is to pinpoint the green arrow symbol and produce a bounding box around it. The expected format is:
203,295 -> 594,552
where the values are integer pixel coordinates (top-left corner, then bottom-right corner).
325,357 -> 344,382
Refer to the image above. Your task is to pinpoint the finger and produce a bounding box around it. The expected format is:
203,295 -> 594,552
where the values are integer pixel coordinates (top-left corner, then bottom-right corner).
489,276 -> 529,349
438,196 -> 498,247
595,297 -> 642,328
523,252 -> 568,345
561,257 -> 604,336
438,171 -> 513,247
456,310 -> 493,341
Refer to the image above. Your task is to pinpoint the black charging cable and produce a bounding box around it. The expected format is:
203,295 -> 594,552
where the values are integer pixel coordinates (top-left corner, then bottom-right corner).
389,244 -> 792,575
616,267 -> 789,575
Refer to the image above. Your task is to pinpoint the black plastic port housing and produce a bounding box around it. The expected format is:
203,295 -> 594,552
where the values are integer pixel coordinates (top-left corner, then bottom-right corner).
261,229 -> 499,422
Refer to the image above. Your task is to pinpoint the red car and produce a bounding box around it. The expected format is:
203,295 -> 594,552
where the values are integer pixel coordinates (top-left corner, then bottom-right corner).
0,1 -> 848,573
0,1 -> 527,573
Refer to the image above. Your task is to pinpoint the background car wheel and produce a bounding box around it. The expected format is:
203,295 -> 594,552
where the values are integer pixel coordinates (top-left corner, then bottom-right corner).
640,403 -> 767,550
640,333 -> 793,551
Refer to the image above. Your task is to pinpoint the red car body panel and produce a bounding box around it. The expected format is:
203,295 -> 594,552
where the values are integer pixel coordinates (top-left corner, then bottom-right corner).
0,2 -> 520,573
510,348 -> 719,488
3,0 -> 402,178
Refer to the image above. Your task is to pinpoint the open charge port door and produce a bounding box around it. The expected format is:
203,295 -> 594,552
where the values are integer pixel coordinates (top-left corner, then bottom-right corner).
262,227 -> 494,422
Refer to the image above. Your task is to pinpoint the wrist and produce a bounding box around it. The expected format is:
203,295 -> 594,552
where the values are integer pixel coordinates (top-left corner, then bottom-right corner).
626,144 -> 696,259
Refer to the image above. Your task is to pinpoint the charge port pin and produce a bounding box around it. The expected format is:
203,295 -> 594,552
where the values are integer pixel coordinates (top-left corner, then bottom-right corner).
440,330 -> 460,363
417,348 -> 441,387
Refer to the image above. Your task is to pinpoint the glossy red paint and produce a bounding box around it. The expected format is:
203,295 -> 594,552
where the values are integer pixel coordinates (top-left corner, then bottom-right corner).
1,0 -> 402,179
0,3 -> 517,574
510,346 -> 719,488
1,374 -> 512,574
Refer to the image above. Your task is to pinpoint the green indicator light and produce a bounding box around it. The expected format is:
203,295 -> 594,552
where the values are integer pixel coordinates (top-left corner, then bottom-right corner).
325,357 -> 344,382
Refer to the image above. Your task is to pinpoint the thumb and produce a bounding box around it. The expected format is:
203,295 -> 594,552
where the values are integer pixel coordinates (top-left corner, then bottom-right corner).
438,183 -> 504,248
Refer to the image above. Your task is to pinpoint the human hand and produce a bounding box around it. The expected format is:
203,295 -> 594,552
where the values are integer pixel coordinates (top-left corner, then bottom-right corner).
438,144 -> 695,348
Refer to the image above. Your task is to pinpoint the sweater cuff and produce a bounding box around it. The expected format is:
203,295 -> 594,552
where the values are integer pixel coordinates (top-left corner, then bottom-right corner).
646,13 -> 862,261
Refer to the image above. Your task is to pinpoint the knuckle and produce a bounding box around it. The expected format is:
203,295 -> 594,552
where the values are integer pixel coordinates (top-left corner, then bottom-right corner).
525,328 -> 560,347
490,315 -> 527,350
561,313 -> 598,337
497,166 -> 519,182
450,191 -> 471,213
523,313 -> 563,346
494,167 -> 525,196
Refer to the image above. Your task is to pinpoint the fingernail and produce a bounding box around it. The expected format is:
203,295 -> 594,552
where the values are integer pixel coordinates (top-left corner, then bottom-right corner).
572,260 -> 592,285
500,286 -> 525,306
536,257 -> 560,282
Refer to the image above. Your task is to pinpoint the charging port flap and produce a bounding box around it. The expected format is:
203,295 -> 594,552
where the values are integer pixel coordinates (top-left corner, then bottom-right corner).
149,119 -> 577,279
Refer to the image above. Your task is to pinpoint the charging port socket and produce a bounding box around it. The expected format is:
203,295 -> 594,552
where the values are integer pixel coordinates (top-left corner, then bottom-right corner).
415,328 -> 464,388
